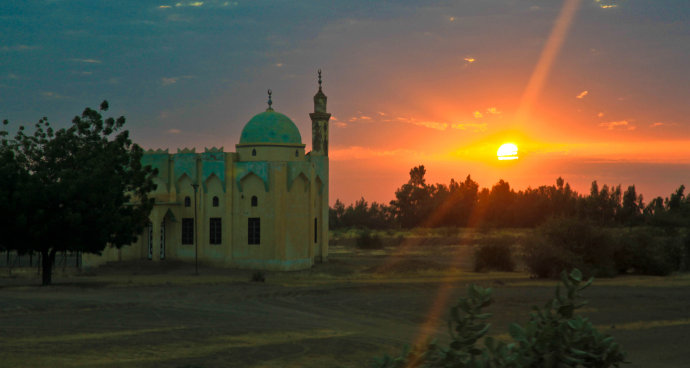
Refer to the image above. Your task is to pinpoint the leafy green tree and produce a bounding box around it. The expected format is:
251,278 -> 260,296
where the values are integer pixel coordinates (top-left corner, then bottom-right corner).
0,102 -> 156,285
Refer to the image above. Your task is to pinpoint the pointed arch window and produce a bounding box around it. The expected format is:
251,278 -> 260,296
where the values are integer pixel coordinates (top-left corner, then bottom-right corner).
252,148 -> 257,156
212,196 -> 219,207
295,150 -> 299,157
251,196 -> 258,207
184,196 -> 191,207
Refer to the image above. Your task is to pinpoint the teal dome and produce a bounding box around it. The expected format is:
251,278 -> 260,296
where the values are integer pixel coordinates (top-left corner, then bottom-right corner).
239,109 -> 302,144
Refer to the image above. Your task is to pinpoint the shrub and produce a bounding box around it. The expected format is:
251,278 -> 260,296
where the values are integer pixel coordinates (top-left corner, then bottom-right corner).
356,229 -> 384,249
522,234 -> 573,278
523,217 -> 618,278
372,269 -> 627,368
473,235 -> 515,272
615,228 -> 682,276
250,270 -> 265,282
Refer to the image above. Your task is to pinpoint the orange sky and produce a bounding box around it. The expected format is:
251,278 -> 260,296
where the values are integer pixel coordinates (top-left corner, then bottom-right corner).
3,1 -> 689,205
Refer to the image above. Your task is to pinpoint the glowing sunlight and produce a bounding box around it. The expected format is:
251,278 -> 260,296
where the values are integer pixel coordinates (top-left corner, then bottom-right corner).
497,143 -> 519,161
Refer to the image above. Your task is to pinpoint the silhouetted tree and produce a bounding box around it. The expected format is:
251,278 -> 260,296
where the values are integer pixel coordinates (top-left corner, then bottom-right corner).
390,165 -> 435,228
619,185 -> 644,226
331,165 -> 690,231
0,102 -> 156,285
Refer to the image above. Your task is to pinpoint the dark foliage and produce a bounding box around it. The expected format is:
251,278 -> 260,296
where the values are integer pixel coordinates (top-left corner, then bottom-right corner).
473,236 -> 516,272
373,269 -> 627,368
524,218 -> 619,278
1,102 -> 156,285
356,229 -> 384,249
251,270 -> 266,282
330,166 -> 690,231
614,228 -> 684,276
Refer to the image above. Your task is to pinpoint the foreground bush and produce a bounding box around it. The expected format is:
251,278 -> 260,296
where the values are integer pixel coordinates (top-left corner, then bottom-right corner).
473,235 -> 516,272
373,269 -> 627,368
523,218 -> 618,278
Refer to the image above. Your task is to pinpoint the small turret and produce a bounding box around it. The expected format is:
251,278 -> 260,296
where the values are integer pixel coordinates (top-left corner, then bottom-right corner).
310,69 -> 331,156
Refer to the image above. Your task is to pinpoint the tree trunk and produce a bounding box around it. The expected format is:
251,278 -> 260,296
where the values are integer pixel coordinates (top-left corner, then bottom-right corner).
41,249 -> 55,286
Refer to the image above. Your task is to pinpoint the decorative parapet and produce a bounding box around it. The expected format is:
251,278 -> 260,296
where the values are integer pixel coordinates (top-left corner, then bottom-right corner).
173,151 -> 198,190
287,161 -> 310,191
142,150 -> 171,191
177,147 -> 196,154
235,162 -> 270,192
145,148 -> 169,154
201,149 -> 226,192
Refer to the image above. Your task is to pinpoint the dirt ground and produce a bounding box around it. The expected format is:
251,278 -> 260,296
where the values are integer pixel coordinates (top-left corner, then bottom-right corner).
2,244 -> 690,367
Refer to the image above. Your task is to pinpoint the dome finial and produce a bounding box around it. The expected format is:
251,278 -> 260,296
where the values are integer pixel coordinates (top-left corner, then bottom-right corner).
267,89 -> 273,110
317,69 -> 322,91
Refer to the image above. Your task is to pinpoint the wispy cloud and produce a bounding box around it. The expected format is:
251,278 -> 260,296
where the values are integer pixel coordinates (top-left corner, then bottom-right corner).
161,0 -> 235,8
350,112 -> 462,132
0,45 -> 40,52
650,122 -> 677,128
71,58 -> 101,64
486,107 -> 501,115
41,91 -> 67,100
161,77 -> 178,86
394,117 -> 448,130
331,116 -> 347,128
595,0 -> 619,9
451,122 -> 487,132
473,110 -> 483,118
330,146 -> 411,161
599,120 -> 635,130
348,113 -> 373,122
175,1 -> 204,7
576,90 -> 589,99
161,75 -> 193,86
597,112 -> 604,118
464,57 -> 475,63
167,128 -> 182,134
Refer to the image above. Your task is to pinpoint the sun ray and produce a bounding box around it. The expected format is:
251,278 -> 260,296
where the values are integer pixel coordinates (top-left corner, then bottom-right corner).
407,0 -> 583,352
516,0 -> 582,120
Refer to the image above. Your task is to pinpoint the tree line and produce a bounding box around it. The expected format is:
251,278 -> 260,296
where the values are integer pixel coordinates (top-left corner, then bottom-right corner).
330,165 -> 690,229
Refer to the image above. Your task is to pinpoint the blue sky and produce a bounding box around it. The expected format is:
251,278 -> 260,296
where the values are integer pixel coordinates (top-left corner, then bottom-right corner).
2,0 -> 689,204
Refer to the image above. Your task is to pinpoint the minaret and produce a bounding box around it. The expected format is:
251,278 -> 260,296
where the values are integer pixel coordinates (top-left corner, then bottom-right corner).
310,69 -> 331,156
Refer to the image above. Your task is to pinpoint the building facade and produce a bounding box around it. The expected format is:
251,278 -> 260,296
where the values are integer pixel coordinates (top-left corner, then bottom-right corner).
83,75 -> 331,270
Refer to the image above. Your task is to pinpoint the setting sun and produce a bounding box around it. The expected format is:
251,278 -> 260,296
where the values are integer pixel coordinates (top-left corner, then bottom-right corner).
497,143 -> 518,160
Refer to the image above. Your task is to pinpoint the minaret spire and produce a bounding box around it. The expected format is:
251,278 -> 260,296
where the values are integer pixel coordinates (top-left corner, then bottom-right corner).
267,89 -> 273,111
318,69 -> 322,91
310,69 -> 331,156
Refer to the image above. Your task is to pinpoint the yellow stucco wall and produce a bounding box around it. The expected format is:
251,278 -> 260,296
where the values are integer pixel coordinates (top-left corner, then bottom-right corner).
84,86 -> 330,271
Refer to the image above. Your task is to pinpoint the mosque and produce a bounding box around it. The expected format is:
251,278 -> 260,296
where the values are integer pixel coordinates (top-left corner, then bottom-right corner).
83,72 -> 331,270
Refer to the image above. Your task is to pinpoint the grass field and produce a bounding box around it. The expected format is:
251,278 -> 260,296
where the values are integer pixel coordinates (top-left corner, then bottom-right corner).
2,237 -> 689,367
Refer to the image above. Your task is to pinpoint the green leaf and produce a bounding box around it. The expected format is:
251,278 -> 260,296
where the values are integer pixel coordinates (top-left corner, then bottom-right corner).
509,323 -> 526,341
570,268 -> 583,282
